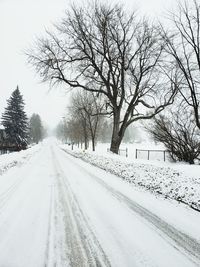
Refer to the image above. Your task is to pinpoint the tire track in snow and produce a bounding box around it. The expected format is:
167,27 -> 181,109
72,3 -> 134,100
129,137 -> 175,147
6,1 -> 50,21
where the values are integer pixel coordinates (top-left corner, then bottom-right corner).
44,183 -> 56,267
51,147 -> 111,267
62,149 -> 200,266
93,177 -> 200,265
0,175 -> 27,213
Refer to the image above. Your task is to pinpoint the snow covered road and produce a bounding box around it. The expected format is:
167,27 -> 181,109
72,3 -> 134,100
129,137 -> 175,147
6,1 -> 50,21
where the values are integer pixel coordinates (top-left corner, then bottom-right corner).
0,140 -> 199,267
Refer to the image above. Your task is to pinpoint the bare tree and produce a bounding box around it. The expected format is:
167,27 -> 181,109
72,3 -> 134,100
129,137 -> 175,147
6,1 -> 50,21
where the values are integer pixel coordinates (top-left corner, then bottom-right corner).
67,99 -> 89,149
147,108 -> 200,164
27,2 -> 176,153
69,90 -> 105,151
162,0 -> 200,130
66,118 -> 85,147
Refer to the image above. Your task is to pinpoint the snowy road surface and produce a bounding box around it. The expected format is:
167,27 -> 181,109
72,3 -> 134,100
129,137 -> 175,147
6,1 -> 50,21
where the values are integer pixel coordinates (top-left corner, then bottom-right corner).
0,140 -> 199,267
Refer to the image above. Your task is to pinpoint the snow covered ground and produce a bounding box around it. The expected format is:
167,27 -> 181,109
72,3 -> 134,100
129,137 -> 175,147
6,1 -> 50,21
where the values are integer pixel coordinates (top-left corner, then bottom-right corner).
61,142 -> 200,212
0,144 -> 41,176
0,139 -> 199,267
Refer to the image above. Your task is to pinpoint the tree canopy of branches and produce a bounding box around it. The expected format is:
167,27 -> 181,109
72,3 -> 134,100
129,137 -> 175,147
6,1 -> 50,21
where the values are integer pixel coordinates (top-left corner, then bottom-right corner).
148,109 -> 200,164
27,2 -> 176,153
163,0 -> 200,130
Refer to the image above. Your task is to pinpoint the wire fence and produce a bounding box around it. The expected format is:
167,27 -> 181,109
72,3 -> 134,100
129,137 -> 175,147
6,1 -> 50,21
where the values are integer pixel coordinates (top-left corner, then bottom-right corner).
135,149 -> 169,161
106,147 -> 169,161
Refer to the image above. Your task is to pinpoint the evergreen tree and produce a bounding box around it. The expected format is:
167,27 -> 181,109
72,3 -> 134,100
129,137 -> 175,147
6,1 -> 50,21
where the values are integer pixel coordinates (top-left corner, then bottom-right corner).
1,86 -> 29,149
29,113 -> 43,144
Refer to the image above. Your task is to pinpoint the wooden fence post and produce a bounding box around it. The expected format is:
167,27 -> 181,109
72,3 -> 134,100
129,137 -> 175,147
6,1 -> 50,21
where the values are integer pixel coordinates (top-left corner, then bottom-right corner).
136,149 -> 138,159
126,148 -> 128,157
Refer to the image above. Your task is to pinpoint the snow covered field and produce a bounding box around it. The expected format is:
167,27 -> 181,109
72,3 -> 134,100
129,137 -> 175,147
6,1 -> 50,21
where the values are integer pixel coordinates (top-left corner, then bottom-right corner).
61,142 -> 200,212
0,139 -> 199,267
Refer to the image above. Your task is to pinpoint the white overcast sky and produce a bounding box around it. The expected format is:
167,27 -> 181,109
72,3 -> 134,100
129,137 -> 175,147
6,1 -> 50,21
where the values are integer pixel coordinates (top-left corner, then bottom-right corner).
0,0 -> 177,128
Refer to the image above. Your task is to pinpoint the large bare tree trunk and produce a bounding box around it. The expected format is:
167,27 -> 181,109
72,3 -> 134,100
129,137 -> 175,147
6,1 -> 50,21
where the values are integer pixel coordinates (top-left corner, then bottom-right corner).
110,134 -> 123,154
84,136 -> 88,150
91,137 -> 95,151
110,112 -> 123,154
83,125 -> 88,150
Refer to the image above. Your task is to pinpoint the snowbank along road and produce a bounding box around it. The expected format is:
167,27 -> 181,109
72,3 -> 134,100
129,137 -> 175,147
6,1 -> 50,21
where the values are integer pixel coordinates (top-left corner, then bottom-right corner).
0,140 -> 199,267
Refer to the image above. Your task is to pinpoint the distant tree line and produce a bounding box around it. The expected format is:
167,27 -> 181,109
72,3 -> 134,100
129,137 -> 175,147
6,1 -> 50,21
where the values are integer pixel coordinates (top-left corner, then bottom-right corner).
28,0 -> 200,163
29,113 -> 46,144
